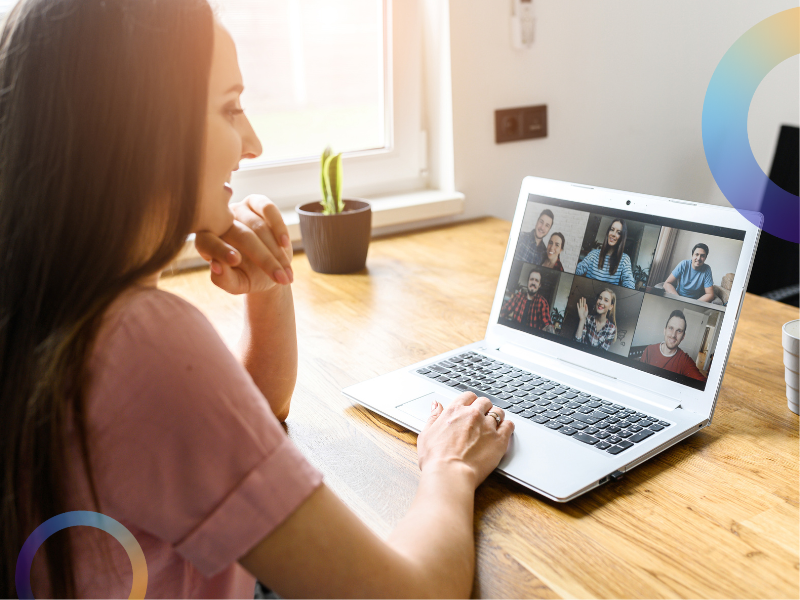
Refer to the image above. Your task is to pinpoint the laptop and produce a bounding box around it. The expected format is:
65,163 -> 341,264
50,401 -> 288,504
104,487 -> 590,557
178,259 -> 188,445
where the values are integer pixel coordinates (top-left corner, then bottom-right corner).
343,177 -> 761,502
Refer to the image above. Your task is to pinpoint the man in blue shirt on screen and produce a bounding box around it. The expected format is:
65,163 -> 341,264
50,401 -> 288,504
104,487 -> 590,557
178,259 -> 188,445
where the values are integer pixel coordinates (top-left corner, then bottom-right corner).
663,243 -> 715,302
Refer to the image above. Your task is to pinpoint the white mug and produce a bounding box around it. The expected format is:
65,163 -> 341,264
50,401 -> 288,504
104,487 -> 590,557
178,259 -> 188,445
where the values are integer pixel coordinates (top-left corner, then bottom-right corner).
782,320 -> 799,416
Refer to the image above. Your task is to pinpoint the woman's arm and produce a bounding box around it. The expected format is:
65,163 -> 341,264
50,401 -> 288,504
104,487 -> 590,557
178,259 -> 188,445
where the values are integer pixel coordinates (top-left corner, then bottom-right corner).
239,286 -> 297,421
575,297 -> 588,342
574,252 -> 590,277
240,470 -> 474,598
620,255 -> 636,289
239,394 -> 513,598
195,195 -> 297,420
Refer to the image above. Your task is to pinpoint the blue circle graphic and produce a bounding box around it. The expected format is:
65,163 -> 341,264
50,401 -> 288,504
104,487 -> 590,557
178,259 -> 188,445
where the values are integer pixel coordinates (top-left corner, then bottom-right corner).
702,7 -> 799,243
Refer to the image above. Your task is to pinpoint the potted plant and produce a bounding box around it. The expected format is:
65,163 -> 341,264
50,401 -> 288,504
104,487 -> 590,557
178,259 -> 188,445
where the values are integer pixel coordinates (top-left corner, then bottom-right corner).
296,147 -> 372,274
550,306 -> 564,333
632,264 -> 650,290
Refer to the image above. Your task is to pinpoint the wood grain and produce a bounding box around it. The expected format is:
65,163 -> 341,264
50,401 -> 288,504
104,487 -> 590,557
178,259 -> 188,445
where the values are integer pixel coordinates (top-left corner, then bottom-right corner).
160,218 -> 798,599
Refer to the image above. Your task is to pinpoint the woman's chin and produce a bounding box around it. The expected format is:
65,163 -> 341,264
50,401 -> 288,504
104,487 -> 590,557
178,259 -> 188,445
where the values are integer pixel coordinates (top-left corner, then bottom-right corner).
217,211 -> 235,235
191,210 -> 235,237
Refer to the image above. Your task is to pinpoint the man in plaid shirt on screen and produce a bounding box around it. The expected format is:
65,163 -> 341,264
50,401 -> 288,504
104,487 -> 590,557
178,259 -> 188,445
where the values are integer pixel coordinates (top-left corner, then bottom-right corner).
500,268 -> 552,331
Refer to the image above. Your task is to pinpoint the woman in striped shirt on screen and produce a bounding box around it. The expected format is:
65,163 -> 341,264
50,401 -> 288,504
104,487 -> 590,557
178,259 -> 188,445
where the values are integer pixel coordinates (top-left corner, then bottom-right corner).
575,219 -> 636,289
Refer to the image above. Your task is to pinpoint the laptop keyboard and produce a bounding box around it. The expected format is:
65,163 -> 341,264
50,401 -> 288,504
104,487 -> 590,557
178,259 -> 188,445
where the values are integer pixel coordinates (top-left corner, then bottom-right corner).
415,351 -> 672,456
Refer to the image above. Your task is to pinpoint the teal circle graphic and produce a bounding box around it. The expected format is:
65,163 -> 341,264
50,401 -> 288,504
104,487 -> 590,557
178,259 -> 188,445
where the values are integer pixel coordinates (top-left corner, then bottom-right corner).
702,7 -> 799,242
15,511 -> 147,599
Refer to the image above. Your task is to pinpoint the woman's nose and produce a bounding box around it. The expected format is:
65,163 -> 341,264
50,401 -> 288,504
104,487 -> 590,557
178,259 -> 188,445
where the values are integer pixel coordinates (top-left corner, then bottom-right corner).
240,114 -> 263,160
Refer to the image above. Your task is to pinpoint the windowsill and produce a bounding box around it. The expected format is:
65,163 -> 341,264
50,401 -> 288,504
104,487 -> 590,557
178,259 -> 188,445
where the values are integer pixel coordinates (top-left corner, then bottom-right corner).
167,189 -> 465,272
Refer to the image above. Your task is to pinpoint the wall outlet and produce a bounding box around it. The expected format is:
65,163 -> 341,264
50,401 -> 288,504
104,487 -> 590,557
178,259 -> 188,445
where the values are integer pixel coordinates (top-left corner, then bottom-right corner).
495,104 -> 547,143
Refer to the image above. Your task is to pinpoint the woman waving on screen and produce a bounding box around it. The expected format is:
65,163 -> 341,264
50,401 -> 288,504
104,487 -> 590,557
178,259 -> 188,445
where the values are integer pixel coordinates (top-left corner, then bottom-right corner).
574,289 -> 618,351
575,219 -> 636,288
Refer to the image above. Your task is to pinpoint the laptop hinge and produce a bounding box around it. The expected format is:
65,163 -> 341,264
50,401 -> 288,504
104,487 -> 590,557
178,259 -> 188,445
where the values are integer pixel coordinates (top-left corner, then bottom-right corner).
558,358 -> 617,380
497,342 -> 681,412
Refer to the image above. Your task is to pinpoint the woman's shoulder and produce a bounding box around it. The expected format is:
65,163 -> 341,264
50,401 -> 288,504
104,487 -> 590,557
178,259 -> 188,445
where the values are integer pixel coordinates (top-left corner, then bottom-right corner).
90,286 -> 235,391
86,285 -> 270,451
104,285 -> 205,322
82,288 -> 322,585
98,286 -> 215,347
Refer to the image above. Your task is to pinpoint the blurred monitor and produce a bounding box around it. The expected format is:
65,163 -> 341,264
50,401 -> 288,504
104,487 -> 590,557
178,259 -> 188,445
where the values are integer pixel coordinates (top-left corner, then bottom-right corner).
747,124 -> 799,307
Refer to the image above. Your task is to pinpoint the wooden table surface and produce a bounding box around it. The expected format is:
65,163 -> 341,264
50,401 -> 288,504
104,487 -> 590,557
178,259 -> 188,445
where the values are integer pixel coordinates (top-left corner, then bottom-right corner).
161,218 -> 799,599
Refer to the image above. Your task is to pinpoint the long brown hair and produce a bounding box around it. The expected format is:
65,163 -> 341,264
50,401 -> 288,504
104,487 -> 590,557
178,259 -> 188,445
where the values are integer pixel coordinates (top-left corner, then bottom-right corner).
0,0 -> 214,596
597,219 -> 628,275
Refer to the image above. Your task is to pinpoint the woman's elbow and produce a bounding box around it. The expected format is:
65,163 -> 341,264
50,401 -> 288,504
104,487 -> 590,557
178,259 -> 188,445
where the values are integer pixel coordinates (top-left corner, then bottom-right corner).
273,398 -> 292,422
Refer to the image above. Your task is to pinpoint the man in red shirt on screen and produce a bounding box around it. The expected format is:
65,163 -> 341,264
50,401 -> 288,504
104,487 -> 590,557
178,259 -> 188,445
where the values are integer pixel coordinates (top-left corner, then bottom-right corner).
500,268 -> 552,331
639,310 -> 707,381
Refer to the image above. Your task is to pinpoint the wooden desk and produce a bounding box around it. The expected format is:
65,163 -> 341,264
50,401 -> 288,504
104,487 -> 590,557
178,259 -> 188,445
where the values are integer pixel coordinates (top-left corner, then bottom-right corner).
161,218 -> 798,598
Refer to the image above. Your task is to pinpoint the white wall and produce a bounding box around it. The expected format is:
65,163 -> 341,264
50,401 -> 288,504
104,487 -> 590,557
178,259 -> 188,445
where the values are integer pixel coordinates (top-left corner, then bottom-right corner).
639,225 -> 661,273
551,272 -> 574,326
449,0 -> 799,220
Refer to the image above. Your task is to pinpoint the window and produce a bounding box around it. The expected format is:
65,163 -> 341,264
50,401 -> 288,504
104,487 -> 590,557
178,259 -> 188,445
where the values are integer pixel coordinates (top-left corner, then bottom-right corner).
220,0 -> 432,209
217,0 -> 388,165
0,0 -> 461,252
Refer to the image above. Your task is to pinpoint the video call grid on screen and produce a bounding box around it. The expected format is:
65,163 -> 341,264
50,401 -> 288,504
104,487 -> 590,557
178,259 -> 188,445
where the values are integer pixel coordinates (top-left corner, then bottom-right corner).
498,195 -> 746,391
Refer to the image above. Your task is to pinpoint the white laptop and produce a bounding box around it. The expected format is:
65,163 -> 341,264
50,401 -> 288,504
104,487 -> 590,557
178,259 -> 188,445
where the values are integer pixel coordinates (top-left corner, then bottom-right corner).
343,177 -> 761,502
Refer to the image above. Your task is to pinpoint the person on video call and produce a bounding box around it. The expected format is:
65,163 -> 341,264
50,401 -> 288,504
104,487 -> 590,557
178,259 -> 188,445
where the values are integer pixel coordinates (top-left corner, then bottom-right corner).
539,232 -> 566,271
639,310 -> 707,381
516,208 -> 553,264
662,243 -> 715,302
500,268 -> 552,331
575,219 -> 636,289
574,288 -> 617,351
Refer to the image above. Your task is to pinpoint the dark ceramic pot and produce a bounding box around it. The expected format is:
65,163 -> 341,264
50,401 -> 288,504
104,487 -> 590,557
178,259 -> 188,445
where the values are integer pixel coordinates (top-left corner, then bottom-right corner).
296,199 -> 372,274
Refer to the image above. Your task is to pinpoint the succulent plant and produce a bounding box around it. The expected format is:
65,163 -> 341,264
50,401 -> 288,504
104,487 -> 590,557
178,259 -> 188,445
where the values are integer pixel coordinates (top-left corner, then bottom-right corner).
320,146 -> 344,215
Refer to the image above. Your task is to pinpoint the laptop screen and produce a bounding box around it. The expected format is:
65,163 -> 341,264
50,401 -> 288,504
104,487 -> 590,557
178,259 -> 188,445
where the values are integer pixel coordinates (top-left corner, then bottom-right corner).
499,194 -> 746,391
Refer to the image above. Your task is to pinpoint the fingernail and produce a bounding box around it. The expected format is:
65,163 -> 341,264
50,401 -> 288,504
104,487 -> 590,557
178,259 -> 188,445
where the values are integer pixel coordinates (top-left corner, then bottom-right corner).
274,269 -> 289,285
286,266 -> 294,283
281,234 -> 290,247
227,250 -> 239,265
431,401 -> 438,412
210,260 -> 222,275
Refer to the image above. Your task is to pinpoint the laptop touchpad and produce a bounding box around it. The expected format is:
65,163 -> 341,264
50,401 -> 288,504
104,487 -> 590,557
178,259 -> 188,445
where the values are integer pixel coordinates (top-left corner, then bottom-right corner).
396,392 -> 453,424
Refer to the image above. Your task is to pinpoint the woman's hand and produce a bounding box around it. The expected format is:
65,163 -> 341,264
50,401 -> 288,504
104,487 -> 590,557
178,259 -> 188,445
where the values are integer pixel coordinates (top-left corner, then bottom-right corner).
417,392 -> 514,489
195,195 -> 293,295
577,297 -> 589,321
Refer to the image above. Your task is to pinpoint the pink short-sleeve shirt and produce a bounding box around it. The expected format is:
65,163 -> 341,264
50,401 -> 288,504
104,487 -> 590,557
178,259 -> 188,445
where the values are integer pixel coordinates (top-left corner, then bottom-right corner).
37,287 -> 322,598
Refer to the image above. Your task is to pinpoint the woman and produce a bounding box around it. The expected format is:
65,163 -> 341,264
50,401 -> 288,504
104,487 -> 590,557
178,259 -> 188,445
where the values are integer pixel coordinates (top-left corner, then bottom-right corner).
574,289 -> 618,351
575,219 -> 636,288
0,1 -> 513,597
539,232 -> 565,271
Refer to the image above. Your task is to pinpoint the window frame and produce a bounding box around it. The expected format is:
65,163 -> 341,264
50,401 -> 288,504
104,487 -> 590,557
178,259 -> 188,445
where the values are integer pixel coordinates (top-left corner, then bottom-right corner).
228,0 -> 430,210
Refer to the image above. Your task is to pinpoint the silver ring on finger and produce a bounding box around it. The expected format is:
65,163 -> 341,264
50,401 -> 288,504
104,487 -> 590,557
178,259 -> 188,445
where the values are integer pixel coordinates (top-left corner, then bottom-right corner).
486,410 -> 502,428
